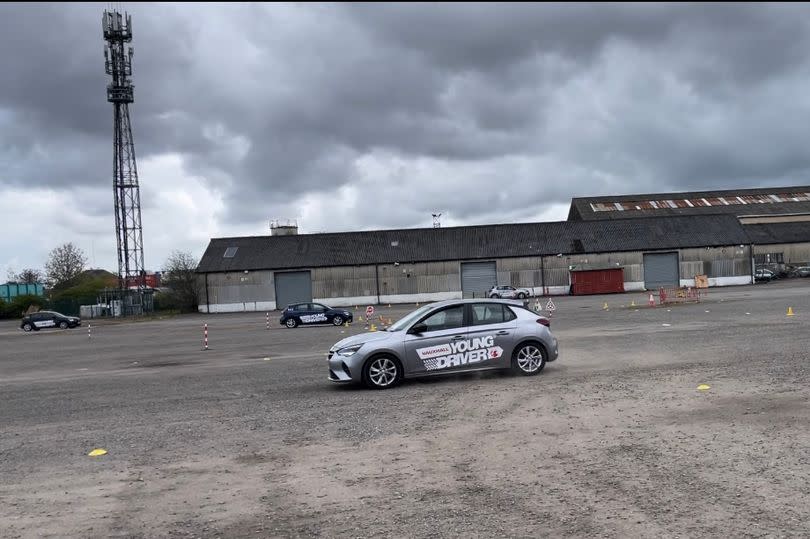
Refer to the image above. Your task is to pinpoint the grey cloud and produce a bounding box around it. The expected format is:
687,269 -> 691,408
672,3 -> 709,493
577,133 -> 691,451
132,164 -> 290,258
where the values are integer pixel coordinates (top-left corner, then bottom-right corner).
3,1 -> 810,257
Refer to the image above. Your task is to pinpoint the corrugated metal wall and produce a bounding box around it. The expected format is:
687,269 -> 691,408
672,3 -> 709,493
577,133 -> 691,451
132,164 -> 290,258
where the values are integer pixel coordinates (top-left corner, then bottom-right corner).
680,246 -> 751,277
198,245 -> 756,307
313,266 -> 376,298
753,243 -> 810,265
379,261 -> 459,296
203,270 -> 275,304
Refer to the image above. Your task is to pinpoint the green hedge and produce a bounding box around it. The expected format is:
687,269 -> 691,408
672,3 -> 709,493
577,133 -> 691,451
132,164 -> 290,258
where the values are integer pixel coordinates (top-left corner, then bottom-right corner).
0,295 -> 47,319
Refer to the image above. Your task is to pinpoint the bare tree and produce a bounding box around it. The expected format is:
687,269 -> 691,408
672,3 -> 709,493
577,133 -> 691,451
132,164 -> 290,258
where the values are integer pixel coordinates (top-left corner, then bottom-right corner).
45,243 -> 87,287
15,268 -> 44,284
161,250 -> 200,312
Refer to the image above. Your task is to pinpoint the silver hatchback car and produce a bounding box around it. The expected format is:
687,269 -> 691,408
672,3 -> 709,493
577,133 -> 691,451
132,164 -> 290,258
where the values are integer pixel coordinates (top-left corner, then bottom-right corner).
327,299 -> 559,389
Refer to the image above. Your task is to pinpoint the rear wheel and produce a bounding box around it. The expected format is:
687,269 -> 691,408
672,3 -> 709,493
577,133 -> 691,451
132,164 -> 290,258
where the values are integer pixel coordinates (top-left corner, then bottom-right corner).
517,292 -> 526,299
512,343 -> 546,376
332,316 -> 343,326
363,355 -> 402,389
285,318 -> 298,328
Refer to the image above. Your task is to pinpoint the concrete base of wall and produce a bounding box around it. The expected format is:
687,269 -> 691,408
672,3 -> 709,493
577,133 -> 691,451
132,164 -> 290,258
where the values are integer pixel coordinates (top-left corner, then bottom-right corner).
199,301 -> 277,313
624,281 -> 646,292
313,296 -> 379,308
379,292 -> 463,304
529,286 -> 570,296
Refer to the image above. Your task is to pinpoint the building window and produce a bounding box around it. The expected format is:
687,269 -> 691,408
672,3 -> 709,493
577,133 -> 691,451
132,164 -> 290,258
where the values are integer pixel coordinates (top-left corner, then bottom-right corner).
223,247 -> 239,258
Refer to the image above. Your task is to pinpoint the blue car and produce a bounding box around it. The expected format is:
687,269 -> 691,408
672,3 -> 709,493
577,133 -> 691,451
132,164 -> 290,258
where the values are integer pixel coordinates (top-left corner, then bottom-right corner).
280,302 -> 353,328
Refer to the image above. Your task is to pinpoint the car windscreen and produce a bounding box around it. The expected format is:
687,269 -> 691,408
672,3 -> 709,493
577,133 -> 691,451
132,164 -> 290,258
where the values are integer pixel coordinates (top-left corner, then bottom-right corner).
386,304 -> 435,332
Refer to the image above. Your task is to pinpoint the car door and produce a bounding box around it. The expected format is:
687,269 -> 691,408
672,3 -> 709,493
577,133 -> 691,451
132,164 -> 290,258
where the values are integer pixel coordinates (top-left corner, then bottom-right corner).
33,313 -> 55,329
466,303 -> 518,369
313,303 -> 332,324
402,304 -> 467,375
299,303 -> 322,325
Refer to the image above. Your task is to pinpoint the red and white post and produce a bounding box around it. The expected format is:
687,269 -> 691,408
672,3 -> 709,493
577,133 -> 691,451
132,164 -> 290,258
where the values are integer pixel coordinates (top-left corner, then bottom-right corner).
203,323 -> 209,350
88,323 -> 91,340
266,312 -> 269,330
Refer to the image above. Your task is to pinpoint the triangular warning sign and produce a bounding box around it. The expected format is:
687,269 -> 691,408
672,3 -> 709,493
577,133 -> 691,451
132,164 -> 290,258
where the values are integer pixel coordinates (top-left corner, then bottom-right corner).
546,299 -> 556,311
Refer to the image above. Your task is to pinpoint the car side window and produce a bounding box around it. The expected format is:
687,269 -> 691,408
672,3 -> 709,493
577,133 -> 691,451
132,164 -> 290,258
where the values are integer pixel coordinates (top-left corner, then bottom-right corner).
503,306 -> 517,322
420,305 -> 465,332
312,304 -> 327,312
471,304 -> 503,326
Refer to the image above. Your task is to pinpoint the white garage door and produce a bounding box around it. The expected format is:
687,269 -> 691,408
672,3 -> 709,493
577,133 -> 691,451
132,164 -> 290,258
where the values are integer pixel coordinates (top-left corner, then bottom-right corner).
461,261 -> 497,299
274,271 -> 312,310
643,252 -> 680,290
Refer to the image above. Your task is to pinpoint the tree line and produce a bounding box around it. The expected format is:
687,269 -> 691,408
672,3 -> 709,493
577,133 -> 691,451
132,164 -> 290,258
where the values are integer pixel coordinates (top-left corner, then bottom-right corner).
3,243 -> 200,316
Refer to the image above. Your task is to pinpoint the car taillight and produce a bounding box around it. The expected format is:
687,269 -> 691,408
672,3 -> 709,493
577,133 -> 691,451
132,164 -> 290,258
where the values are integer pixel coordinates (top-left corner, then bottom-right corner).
537,318 -> 550,327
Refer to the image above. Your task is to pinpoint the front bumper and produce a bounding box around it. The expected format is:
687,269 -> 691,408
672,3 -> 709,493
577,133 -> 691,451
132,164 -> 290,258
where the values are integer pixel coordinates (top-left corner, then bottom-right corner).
326,348 -> 368,383
547,336 -> 559,362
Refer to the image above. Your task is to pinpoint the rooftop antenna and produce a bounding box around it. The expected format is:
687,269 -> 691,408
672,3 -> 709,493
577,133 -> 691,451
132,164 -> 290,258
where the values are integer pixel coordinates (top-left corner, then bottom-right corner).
432,213 -> 442,228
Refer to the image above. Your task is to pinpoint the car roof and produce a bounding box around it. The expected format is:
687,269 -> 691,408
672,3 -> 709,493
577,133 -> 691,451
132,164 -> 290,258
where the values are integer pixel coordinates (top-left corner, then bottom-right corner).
424,298 -> 528,308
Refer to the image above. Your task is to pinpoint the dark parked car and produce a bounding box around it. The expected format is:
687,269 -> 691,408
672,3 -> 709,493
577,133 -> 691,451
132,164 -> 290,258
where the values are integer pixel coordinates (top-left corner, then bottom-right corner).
280,302 -> 353,328
754,269 -> 775,282
20,311 -> 81,332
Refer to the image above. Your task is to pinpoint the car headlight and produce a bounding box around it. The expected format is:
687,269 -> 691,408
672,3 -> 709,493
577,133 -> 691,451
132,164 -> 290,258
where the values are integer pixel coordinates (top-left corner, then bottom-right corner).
343,311 -> 351,316
336,344 -> 363,357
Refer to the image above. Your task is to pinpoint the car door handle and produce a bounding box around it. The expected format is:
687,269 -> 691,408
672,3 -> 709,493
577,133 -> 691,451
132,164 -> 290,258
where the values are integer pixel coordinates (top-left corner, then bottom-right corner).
496,331 -> 510,335
451,335 -> 465,341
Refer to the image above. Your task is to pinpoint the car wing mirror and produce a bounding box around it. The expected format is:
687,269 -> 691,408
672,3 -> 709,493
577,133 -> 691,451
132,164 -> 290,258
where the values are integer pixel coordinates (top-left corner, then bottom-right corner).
409,323 -> 428,335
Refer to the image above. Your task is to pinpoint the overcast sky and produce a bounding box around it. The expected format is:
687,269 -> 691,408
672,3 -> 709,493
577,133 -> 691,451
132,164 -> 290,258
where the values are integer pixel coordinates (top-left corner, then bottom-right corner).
2,2 -> 810,277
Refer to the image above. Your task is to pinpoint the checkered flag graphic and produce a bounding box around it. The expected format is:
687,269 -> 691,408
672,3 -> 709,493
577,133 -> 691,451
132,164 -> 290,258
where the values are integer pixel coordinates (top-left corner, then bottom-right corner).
423,358 -> 440,371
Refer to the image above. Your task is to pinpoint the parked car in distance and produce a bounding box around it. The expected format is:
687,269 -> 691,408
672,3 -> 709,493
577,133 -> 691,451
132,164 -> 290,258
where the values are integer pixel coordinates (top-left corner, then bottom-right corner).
280,302 -> 353,328
488,285 -> 532,299
20,311 -> 82,332
790,266 -> 810,278
754,268 -> 775,282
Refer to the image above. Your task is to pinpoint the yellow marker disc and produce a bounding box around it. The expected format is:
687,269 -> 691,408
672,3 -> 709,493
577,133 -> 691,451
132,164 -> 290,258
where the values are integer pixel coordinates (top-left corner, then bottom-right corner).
88,449 -> 107,457
263,357 -> 270,361
697,384 -> 711,391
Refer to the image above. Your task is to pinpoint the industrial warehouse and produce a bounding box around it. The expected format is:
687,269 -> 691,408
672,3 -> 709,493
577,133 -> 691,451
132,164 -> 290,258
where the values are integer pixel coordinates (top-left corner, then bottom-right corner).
196,186 -> 810,313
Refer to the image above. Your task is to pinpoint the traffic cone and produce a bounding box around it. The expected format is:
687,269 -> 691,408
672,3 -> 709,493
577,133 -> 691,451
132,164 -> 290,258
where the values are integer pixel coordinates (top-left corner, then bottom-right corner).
388,303 -> 391,308
631,300 -> 636,307
787,306 -> 795,316
359,316 -> 364,322
602,302 -> 609,311
370,324 -> 377,332
648,293 -> 655,307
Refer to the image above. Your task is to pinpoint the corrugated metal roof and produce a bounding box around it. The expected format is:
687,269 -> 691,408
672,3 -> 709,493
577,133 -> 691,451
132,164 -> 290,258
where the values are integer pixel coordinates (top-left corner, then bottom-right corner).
742,221 -> 810,245
197,215 -> 750,273
568,185 -> 810,220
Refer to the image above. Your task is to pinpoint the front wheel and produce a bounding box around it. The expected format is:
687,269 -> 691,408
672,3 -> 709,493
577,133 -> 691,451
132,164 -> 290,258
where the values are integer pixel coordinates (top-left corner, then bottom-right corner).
512,343 -> 546,376
59,321 -> 68,329
285,318 -> 298,328
517,292 -> 526,299
363,355 -> 402,389
22,323 -> 33,332
332,316 -> 343,326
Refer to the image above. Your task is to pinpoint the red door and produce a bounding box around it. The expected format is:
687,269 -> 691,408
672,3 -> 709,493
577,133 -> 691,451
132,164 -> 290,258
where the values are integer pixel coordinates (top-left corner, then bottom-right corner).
570,269 -> 625,295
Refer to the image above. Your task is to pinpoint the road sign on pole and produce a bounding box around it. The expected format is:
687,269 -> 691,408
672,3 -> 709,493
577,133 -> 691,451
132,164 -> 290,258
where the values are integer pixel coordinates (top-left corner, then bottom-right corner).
366,306 -> 375,318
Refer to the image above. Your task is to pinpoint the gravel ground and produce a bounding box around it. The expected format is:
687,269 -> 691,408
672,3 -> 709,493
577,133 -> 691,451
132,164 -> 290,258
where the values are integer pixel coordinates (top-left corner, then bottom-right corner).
1,281 -> 809,538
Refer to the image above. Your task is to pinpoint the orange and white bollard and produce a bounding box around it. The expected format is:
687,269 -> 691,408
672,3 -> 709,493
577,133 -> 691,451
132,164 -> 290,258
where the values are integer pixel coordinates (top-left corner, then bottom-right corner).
203,323 -> 209,350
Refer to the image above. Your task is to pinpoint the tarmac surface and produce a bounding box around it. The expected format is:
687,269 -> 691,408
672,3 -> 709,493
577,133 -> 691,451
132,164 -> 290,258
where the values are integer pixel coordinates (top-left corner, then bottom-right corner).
1,280 -> 809,537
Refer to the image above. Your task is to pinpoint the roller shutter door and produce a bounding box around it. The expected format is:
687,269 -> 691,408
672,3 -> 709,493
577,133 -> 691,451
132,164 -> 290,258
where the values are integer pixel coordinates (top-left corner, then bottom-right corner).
274,271 -> 312,309
461,261 -> 497,299
643,252 -> 679,290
